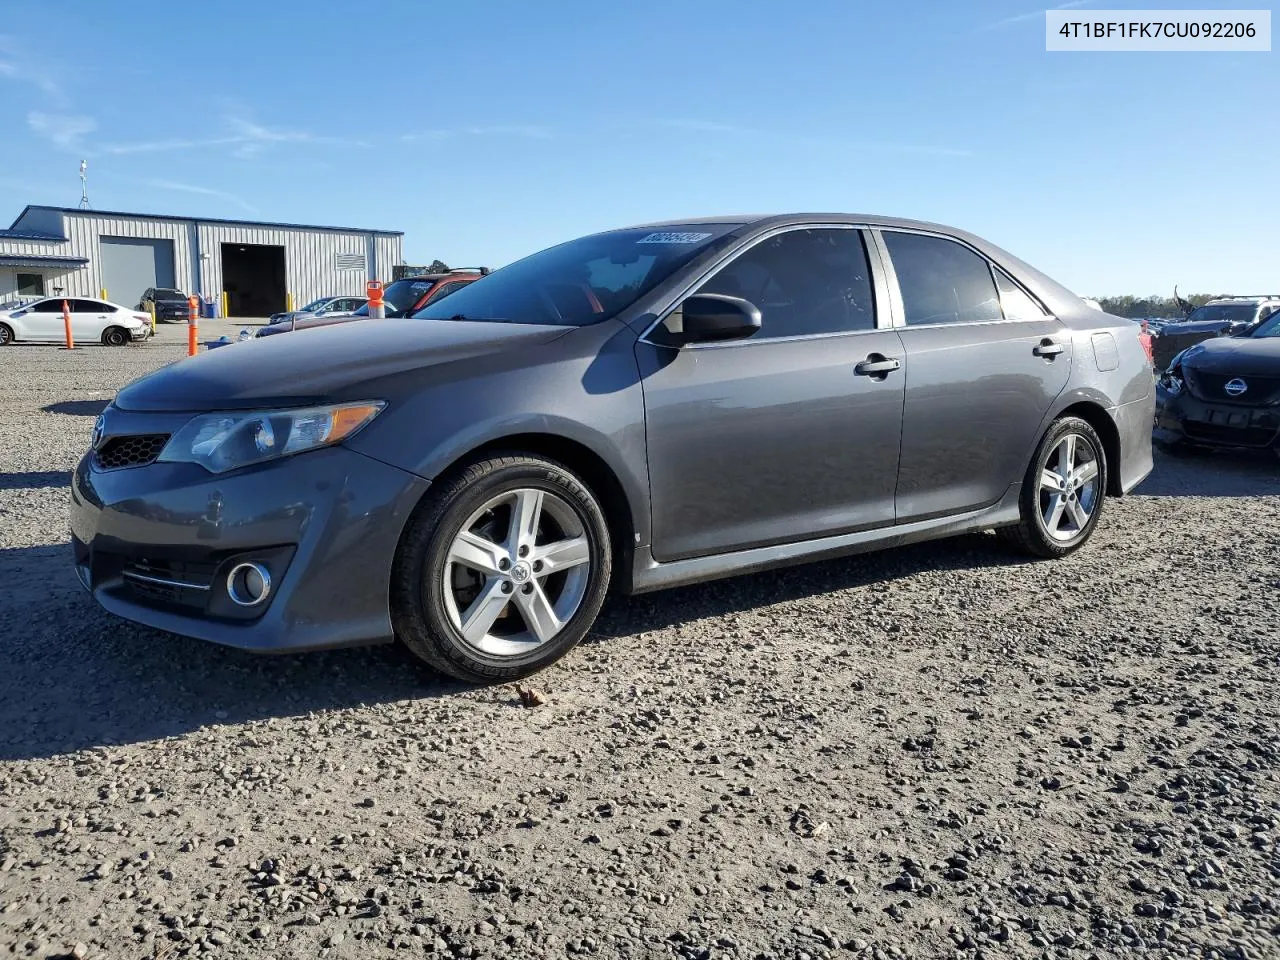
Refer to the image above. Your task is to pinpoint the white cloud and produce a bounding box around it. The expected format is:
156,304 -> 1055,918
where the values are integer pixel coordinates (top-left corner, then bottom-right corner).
145,179 -> 258,214
101,116 -> 368,158
401,125 -> 553,142
27,111 -> 95,149
975,0 -> 1094,32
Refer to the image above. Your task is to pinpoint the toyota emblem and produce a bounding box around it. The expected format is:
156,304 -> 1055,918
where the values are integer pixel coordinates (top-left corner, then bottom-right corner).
1224,378 -> 1248,397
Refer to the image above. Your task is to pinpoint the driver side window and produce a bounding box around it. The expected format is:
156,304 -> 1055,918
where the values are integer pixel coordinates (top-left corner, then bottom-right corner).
695,229 -> 876,338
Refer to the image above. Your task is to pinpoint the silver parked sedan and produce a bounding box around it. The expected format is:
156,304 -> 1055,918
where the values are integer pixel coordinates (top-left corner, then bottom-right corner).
71,214 -> 1154,682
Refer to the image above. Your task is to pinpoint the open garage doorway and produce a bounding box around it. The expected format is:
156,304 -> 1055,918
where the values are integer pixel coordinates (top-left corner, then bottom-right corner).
221,243 -> 286,317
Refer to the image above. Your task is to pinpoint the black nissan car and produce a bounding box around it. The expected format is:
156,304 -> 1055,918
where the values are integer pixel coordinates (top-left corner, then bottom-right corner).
1155,310 -> 1280,453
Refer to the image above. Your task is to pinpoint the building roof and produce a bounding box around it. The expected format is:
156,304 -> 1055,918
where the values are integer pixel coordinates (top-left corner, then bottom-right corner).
0,254 -> 90,269
8,205 -> 404,237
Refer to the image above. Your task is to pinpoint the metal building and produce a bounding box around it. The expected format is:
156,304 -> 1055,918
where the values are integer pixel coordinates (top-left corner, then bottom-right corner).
0,205 -> 404,317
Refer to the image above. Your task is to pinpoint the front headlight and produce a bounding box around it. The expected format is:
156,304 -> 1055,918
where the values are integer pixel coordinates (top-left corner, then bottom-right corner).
158,401 -> 385,473
1160,368 -> 1184,396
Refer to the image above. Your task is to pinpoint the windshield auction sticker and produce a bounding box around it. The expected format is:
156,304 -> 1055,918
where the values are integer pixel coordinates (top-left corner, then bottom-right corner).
1046,9 -> 1270,50
637,232 -> 714,244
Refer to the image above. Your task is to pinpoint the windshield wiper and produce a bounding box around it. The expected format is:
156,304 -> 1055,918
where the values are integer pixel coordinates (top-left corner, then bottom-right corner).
441,314 -> 508,322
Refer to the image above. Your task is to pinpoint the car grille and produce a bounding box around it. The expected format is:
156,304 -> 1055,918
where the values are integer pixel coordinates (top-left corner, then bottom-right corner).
1185,369 -> 1280,405
1183,421 -> 1278,448
95,433 -> 169,469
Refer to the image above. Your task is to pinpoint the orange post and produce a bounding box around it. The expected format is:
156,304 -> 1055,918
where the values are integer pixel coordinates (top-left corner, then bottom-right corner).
367,280 -> 385,319
187,295 -> 200,356
62,299 -> 74,350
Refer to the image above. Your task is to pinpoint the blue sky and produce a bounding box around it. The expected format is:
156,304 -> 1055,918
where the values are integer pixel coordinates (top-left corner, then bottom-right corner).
0,0 -> 1274,295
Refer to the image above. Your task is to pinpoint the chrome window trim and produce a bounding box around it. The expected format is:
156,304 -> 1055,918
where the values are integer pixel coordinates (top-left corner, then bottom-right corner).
636,222 -> 889,348
873,227 -> 1058,330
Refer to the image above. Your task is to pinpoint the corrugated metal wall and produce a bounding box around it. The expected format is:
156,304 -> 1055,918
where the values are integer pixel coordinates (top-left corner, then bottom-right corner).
0,209 -> 405,313
197,225 -> 403,308
64,212 -> 194,301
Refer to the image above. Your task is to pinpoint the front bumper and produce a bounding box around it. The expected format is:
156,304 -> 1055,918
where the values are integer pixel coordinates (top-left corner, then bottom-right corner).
1155,384 -> 1280,449
70,427 -> 430,652
130,326 -> 153,342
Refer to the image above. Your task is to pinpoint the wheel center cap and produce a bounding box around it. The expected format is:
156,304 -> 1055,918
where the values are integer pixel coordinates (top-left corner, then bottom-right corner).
511,562 -> 531,584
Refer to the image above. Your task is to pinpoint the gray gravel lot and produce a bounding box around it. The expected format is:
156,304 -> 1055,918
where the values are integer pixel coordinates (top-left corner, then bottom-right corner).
2,330 -> 1279,960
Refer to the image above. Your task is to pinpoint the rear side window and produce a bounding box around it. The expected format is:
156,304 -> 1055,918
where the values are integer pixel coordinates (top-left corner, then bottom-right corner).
71,299 -> 110,312
696,228 -> 876,338
993,268 -> 1047,321
883,231 -> 1002,326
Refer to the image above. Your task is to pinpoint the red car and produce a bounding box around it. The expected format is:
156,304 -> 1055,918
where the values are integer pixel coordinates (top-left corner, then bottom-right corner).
254,269 -> 489,339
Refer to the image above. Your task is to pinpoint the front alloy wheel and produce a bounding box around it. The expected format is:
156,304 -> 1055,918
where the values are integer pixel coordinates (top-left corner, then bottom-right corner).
392,454 -> 612,682
443,488 -> 592,656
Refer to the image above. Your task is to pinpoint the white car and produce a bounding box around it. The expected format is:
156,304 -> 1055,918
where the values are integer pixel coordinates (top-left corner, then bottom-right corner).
0,295 -> 153,347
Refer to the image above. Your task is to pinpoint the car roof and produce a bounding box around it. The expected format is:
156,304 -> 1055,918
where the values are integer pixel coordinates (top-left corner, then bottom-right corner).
613,212 -> 969,233
1205,296 -> 1280,304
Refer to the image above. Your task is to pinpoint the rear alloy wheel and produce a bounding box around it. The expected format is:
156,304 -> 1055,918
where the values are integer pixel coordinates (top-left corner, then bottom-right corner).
102,326 -> 129,347
0,323 -> 12,346
392,455 -> 612,682
1000,416 -> 1106,558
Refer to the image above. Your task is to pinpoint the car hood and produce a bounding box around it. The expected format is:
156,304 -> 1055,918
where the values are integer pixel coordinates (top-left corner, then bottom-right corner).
113,319 -> 572,412
1180,335 -> 1280,375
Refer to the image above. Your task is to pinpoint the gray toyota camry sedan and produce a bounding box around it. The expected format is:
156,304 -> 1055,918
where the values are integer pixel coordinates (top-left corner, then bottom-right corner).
72,214 -> 1155,682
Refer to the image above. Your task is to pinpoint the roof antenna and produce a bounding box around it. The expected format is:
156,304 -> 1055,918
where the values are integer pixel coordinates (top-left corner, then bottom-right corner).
78,159 -> 90,210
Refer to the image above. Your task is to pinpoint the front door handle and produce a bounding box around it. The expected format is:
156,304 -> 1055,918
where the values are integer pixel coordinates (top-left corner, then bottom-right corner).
854,354 -> 901,377
1033,339 -> 1064,358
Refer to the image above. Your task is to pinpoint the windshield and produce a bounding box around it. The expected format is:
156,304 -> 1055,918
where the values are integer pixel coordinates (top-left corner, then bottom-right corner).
1249,313 -> 1280,338
155,288 -> 184,298
301,298 -> 330,312
351,278 -> 437,318
1185,303 -> 1257,324
413,225 -> 741,326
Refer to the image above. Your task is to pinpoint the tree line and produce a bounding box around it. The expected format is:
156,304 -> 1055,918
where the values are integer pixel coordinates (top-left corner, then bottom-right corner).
1087,293 -> 1229,319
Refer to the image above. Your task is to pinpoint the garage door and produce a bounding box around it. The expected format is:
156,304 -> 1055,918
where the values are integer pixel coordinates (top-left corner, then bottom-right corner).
99,237 -> 177,308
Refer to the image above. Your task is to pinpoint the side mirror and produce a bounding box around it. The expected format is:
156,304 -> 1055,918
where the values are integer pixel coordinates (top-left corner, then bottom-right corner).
663,293 -> 761,345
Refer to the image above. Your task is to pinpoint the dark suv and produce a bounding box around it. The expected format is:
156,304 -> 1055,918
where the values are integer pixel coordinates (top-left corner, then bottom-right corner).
138,287 -> 191,323
254,270 -> 489,339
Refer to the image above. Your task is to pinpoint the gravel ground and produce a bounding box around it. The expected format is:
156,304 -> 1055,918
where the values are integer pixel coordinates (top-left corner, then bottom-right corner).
2,333 -> 1278,960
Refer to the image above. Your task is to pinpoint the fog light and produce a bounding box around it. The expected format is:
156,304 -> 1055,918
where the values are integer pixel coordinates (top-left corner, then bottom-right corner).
226,561 -> 271,607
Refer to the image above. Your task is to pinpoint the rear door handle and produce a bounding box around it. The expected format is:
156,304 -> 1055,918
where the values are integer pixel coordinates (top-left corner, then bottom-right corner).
1033,339 -> 1064,358
854,355 -> 901,376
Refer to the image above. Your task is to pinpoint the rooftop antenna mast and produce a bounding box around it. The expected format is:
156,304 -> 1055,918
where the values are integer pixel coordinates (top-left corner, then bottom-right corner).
78,159 -> 90,210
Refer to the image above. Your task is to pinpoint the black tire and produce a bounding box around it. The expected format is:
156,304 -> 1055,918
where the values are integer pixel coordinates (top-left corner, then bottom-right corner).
391,454 -> 612,683
102,326 -> 129,347
0,323 -> 12,346
999,416 -> 1107,559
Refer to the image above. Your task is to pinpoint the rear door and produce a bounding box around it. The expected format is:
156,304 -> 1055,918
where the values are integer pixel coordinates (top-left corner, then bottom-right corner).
637,226 -> 905,561
877,229 -> 1071,522
71,298 -> 112,339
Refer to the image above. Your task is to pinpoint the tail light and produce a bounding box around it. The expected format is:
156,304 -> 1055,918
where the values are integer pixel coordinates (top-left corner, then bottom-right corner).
1138,321 -> 1154,366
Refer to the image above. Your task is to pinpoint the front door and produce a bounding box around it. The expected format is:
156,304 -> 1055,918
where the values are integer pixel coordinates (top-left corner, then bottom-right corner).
637,227 -> 905,562
24,298 -> 67,340
878,230 -> 1071,522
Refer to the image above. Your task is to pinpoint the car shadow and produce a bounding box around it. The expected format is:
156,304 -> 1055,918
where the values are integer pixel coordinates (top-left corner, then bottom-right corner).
1134,448 -> 1280,498
0,470 -> 71,491
0,531 -> 1026,762
591,530 -> 1023,640
0,544 -> 467,762
41,399 -> 110,417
